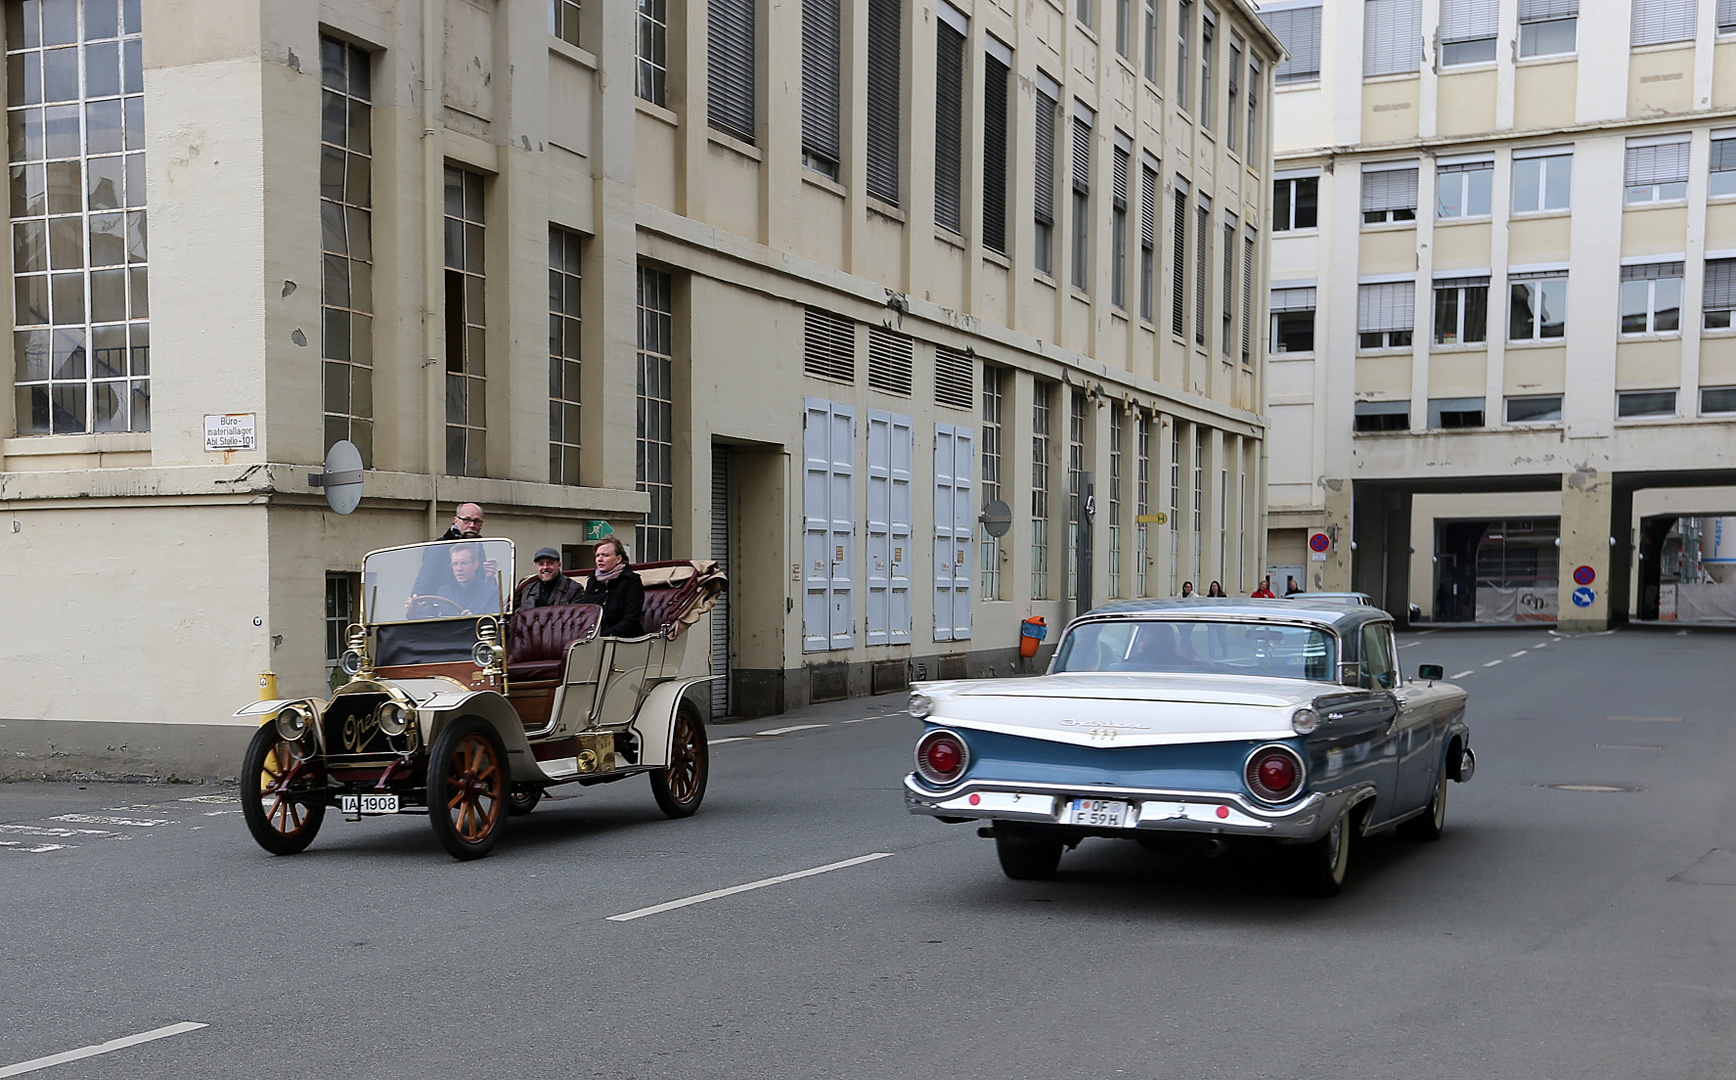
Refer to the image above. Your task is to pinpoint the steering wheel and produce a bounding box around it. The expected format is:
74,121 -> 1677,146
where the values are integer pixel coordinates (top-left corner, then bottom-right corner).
407,594 -> 464,619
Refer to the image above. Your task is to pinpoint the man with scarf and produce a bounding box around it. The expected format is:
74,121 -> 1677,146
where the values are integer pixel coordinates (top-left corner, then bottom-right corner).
580,537 -> 644,637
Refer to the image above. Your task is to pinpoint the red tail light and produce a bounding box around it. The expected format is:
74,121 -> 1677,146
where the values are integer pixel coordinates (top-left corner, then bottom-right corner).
1244,745 -> 1305,803
915,730 -> 969,785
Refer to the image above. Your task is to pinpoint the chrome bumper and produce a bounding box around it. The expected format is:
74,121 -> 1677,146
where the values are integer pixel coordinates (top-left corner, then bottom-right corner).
903,774 -> 1368,842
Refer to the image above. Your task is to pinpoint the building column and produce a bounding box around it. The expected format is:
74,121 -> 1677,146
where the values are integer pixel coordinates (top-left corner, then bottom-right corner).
1558,468 -> 1615,631
1318,476 -> 1353,591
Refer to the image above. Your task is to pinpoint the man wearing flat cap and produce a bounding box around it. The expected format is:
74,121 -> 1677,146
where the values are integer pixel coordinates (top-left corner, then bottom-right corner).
519,546 -> 583,610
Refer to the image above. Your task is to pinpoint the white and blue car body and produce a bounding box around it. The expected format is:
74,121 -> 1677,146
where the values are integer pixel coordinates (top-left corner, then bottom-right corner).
904,599 -> 1474,895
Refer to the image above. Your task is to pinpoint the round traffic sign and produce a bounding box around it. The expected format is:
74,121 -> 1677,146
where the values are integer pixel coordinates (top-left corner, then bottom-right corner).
1573,564 -> 1596,586
1571,586 -> 1596,608
1308,532 -> 1331,553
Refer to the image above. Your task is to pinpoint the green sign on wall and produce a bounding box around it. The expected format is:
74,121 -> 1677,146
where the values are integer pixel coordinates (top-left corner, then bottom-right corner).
584,519 -> 615,541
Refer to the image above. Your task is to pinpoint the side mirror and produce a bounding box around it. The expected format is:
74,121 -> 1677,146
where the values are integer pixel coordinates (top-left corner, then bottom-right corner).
1417,664 -> 1443,682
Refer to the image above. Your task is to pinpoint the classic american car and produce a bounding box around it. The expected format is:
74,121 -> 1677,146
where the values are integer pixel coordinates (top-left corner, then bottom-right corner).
904,599 -> 1474,895
236,539 -> 725,860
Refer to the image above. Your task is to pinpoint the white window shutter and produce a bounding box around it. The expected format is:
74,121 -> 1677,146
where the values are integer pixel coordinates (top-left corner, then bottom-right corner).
866,411 -> 893,647
827,403 -> 856,650
890,414 -> 914,643
1357,281 -> 1416,332
866,410 -> 913,646
933,423 -> 975,642
803,397 -> 855,652
1632,0 -> 1696,45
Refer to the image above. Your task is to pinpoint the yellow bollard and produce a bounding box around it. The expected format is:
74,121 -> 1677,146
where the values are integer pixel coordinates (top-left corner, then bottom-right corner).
258,670 -> 278,700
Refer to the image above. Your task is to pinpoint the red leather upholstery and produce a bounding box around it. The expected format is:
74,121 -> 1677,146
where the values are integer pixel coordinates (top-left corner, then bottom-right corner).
506,603 -> 601,681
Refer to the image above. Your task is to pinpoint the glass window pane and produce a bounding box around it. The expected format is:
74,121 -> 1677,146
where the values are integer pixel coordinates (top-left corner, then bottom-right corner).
15,273 -> 49,325
42,45 -> 78,102
9,50 -> 42,106
12,163 -> 46,216
1466,168 -> 1492,216
15,329 -> 51,380
45,158 -> 80,213
91,380 -> 124,430
1654,278 -> 1681,332
51,271 -> 83,323
89,211 -> 124,265
51,383 -> 85,433
127,265 -> 147,317
1463,286 -> 1487,343
1620,280 -> 1648,334
90,266 -> 125,322
1513,158 -> 1540,213
1539,278 -> 1566,337
85,0 -> 120,40
87,155 -> 121,209
13,220 -> 47,272
85,40 -> 120,97
1509,283 -> 1534,339
51,328 -> 85,377
1434,287 -> 1459,343
43,103 -> 79,157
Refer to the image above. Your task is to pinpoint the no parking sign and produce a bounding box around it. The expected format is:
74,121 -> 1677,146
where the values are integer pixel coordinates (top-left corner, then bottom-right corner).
1573,565 -> 1596,586
1308,531 -> 1331,561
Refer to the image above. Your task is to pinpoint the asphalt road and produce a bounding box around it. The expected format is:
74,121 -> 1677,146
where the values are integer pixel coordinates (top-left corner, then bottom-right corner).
2,626 -> 1733,1080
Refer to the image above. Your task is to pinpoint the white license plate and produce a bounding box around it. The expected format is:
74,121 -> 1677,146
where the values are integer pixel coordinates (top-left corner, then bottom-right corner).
1067,797 -> 1130,828
340,794 -> 399,815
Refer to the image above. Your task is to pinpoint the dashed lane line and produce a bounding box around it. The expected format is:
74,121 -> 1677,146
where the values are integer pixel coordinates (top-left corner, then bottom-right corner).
1483,659 -> 1503,667
755,724 -> 831,737
1511,650 -> 1528,657
0,1022 -> 207,1078
606,852 -> 896,922
49,815 -> 170,827
1451,670 -> 1474,680
709,736 -> 753,746
0,841 -> 70,854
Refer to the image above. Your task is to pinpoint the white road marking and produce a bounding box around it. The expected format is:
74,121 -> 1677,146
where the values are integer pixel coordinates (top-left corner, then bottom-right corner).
50,815 -> 169,827
841,717 -> 869,723
1534,641 -> 1551,648
1451,670 -> 1474,680
1482,659 -> 1503,667
0,1022 -> 207,1077
756,724 -> 829,737
606,852 -> 896,922
180,794 -> 238,804
1510,650 -> 1528,657
709,736 -> 753,746
0,841 -> 71,854
0,825 -> 122,839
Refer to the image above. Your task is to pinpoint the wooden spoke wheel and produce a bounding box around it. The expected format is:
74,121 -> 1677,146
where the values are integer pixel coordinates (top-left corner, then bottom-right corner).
427,716 -> 509,860
650,702 -> 709,819
240,723 -> 327,856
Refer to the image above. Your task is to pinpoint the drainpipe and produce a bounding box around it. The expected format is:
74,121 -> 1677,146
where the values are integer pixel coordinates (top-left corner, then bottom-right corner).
422,0 -> 444,537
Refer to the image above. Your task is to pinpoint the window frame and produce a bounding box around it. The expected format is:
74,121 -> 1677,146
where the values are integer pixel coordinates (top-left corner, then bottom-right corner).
1508,274 -> 1567,342
1512,152 -> 1572,215
1432,278 -> 1489,347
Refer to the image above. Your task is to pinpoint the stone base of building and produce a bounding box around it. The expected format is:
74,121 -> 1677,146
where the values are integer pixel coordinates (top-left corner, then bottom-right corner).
0,718 -> 257,783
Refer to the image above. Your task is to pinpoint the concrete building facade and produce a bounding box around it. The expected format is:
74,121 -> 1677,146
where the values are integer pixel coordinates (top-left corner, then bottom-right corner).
0,0 -> 1281,776
1259,0 -> 1736,629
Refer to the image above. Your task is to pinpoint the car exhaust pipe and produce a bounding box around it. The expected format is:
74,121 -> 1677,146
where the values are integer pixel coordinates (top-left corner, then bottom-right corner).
1202,838 -> 1229,858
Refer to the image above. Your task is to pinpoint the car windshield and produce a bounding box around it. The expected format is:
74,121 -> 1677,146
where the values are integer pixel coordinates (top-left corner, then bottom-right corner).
1051,618 -> 1337,681
361,539 -> 514,625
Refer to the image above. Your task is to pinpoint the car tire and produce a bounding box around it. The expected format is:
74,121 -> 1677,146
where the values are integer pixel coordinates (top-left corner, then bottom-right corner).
1292,806 -> 1354,897
240,723 -> 326,856
650,701 -> 709,819
427,716 -> 509,861
1397,764 -> 1448,842
506,785 -> 543,816
994,824 -> 1064,880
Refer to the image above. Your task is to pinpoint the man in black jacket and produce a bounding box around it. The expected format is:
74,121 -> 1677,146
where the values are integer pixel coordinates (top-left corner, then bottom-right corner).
520,547 -> 583,610
415,503 -> 489,597
580,538 -> 644,637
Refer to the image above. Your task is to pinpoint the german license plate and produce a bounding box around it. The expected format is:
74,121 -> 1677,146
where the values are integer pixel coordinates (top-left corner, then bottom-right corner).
1067,797 -> 1129,828
340,794 -> 399,815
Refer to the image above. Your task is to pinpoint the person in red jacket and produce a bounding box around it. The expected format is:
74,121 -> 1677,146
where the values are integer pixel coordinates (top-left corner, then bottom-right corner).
1251,577 -> 1277,598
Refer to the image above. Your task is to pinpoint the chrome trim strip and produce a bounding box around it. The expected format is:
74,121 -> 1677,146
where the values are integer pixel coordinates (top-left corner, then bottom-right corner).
905,774 -> 1374,842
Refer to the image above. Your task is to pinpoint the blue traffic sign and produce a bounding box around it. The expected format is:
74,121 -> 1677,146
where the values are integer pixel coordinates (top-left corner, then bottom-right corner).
1571,586 -> 1596,608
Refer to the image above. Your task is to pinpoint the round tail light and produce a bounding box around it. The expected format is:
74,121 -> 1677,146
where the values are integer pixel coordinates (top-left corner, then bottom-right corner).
1244,744 -> 1305,803
915,729 -> 970,786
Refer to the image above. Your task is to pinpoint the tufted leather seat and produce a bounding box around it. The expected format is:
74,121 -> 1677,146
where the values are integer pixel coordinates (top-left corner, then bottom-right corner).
506,603 -> 601,681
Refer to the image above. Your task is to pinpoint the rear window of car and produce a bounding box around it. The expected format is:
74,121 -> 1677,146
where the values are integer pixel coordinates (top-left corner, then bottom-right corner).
1052,619 -> 1337,682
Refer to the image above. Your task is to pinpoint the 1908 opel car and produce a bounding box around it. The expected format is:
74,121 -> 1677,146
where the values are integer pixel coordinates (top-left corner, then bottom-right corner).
235,539 -> 726,860
905,600 -> 1475,895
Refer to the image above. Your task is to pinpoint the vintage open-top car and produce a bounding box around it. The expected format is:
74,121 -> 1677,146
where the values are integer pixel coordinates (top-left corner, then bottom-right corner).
904,599 -> 1474,895
236,538 -> 726,860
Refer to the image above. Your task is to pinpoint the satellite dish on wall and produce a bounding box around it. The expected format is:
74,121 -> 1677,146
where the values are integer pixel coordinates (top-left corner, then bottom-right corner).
979,499 -> 1012,538
309,440 -> 364,515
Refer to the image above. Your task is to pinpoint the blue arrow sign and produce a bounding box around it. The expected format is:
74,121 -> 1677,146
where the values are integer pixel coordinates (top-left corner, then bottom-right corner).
1571,586 -> 1596,608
